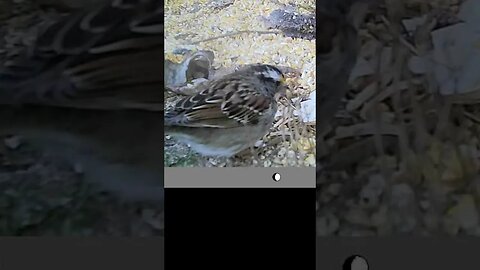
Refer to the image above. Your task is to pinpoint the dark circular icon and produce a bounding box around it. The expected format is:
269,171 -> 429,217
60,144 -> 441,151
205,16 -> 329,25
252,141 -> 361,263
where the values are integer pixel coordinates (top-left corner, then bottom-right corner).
343,255 -> 369,270
272,173 -> 281,182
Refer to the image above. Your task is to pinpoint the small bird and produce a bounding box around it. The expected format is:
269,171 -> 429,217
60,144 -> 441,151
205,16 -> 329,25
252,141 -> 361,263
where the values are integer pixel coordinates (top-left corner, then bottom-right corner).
0,0 -> 164,203
164,64 -> 287,158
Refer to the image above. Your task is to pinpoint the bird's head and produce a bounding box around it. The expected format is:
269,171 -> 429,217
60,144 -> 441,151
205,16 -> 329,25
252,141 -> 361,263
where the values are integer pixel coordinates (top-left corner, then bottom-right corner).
246,64 -> 287,99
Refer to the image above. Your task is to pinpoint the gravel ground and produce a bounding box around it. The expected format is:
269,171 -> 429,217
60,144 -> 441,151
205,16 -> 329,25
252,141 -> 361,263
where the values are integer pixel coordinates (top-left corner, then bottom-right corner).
317,0 -> 480,236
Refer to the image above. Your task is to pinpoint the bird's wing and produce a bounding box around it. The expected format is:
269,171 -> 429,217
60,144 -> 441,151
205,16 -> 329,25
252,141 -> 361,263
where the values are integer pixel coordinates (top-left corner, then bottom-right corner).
164,78 -> 273,128
0,0 -> 163,111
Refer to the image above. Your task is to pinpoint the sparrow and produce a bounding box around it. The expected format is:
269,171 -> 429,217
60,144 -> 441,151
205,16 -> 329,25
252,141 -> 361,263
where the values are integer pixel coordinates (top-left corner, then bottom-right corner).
164,64 -> 287,158
0,0 -> 164,203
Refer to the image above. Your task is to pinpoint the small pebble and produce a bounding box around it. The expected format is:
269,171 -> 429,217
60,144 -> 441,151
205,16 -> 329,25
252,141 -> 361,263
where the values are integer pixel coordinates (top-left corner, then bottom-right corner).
316,213 -> 339,236
423,212 -> 441,231
345,207 -> 371,226
446,194 -> 479,231
390,183 -> 415,209
359,174 -> 386,209
419,200 -> 431,210
254,140 -> 264,147
327,183 -> 342,196
73,162 -> 84,174
371,205 -> 389,228
4,135 -> 22,150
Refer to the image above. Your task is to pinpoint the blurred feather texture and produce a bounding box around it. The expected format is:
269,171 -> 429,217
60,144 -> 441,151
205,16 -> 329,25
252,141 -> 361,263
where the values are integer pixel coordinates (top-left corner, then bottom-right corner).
0,0 -> 164,203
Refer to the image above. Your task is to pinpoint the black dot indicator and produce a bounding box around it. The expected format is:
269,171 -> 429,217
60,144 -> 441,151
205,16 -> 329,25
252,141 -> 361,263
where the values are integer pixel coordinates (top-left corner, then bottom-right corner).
272,173 -> 281,182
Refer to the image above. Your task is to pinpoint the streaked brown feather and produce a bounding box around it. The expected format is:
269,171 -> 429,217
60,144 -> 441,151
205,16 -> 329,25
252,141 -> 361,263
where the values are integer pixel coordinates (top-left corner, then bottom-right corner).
165,77 -> 274,128
0,0 -> 163,111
